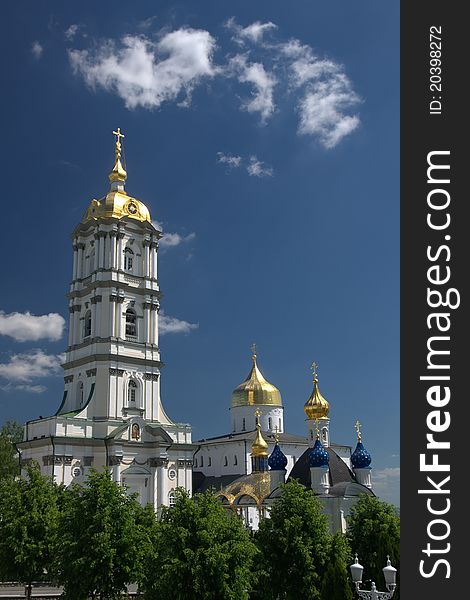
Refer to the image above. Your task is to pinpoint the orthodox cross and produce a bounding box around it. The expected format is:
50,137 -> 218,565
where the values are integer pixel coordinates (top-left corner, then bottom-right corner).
251,343 -> 257,360
355,420 -> 362,441
273,424 -> 280,443
112,128 -> 125,159
311,361 -> 319,380
254,408 -> 262,426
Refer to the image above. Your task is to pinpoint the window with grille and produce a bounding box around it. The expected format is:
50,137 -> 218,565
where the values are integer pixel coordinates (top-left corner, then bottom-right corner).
128,380 -> 137,404
124,247 -> 134,271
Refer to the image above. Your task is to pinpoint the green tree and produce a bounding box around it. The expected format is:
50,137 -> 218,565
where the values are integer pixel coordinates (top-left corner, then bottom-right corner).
347,494 -> 400,597
142,488 -> 257,600
0,463 -> 60,597
253,480 -> 332,600
55,469 -> 143,600
0,420 -> 23,480
320,532 -> 353,600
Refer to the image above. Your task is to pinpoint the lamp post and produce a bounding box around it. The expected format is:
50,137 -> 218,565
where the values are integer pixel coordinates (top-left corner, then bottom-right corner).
350,554 -> 397,599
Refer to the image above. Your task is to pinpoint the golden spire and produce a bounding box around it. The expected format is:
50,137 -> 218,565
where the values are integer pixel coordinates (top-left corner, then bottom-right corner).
304,361 -> 330,420
109,127 -> 127,184
251,409 -> 269,457
355,420 -> 362,442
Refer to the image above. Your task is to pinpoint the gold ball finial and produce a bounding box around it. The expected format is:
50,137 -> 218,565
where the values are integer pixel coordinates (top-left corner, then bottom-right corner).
355,420 -> 362,442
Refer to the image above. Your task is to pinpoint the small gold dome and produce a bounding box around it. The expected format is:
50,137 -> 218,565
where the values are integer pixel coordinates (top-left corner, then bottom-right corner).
231,350 -> 282,408
304,376 -> 330,420
251,416 -> 269,458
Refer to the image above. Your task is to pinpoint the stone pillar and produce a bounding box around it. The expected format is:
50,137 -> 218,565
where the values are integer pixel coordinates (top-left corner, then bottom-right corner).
109,230 -> 117,270
143,301 -> 151,343
143,239 -> 151,278
72,242 -> 78,281
77,243 -> 85,279
117,232 -> 125,270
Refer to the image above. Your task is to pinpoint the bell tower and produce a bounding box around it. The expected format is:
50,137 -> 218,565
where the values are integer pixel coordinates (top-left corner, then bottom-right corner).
18,130 -> 194,508
57,128 -> 168,423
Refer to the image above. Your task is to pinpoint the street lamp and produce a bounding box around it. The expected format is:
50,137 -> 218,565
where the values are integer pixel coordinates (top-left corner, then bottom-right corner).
350,554 -> 397,599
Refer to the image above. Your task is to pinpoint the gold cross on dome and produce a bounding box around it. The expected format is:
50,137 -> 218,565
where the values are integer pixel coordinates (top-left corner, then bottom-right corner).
273,424 -> 280,442
113,128 -> 125,144
355,420 -> 362,440
251,343 -> 257,358
311,361 -> 318,379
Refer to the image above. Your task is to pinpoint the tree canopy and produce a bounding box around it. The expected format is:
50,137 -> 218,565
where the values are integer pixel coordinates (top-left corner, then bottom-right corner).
347,494 -> 400,597
0,463 -> 61,597
0,420 -> 23,480
142,488 -> 257,600
55,469 -> 144,600
253,480 -> 332,600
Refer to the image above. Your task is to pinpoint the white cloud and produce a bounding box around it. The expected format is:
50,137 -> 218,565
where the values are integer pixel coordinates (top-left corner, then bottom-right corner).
159,312 -> 198,335
247,156 -> 273,177
217,152 -> 242,168
0,310 -> 65,342
65,24 -> 79,41
0,383 -> 47,394
0,350 -> 65,383
280,39 -> 361,148
152,222 -> 196,251
372,467 -> 400,506
31,41 -> 43,59
229,54 -> 277,123
69,28 -> 217,110
226,17 -> 277,45
159,231 -> 196,250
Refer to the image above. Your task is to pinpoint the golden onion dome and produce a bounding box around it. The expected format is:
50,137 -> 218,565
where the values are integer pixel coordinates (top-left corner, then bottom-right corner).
251,412 -> 269,457
231,347 -> 282,408
304,363 -> 330,420
82,128 -> 152,225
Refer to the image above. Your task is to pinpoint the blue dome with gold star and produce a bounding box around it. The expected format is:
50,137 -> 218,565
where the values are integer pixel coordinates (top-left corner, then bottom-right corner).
309,438 -> 329,468
351,441 -> 372,469
268,442 -> 288,471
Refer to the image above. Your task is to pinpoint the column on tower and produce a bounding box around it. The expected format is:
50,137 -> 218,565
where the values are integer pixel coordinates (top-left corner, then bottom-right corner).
109,230 -> 117,270
72,242 -> 78,281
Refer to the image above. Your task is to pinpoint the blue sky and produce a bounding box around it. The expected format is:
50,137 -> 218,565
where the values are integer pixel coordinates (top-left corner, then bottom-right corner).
0,1 -> 399,504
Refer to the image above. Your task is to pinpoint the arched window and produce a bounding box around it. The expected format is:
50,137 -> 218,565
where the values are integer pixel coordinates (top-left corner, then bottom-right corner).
128,380 -> 137,405
194,457 -> 198,468
322,428 -> 328,443
83,310 -> 92,338
77,381 -> 84,406
200,455 -> 204,467
234,455 -> 238,466
124,247 -> 134,272
208,457 -> 212,467
125,309 -> 137,338
224,456 -> 228,467
168,491 -> 176,507
268,417 -> 272,430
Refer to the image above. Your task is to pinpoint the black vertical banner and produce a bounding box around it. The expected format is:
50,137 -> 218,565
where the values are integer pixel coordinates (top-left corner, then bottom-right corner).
401,3 -> 467,598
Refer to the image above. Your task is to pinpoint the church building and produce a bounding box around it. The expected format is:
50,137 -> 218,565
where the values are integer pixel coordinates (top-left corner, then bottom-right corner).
17,130 -> 194,510
193,352 -> 375,532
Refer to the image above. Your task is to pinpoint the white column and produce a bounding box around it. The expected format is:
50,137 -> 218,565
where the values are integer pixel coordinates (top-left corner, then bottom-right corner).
68,307 -> 74,346
109,298 -> 116,337
117,301 -> 123,339
143,302 -> 150,343
143,242 -> 150,278
77,243 -> 85,279
72,243 -> 78,281
152,306 -> 159,345
110,233 -> 117,269
117,234 -> 124,271
94,235 -> 100,271
102,234 -> 108,270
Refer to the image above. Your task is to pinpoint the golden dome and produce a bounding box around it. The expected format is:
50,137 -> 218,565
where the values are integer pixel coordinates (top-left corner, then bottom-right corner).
251,412 -> 269,457
231,348 -> 282,408
304,363 -> 330,420
82,128 -> 152,225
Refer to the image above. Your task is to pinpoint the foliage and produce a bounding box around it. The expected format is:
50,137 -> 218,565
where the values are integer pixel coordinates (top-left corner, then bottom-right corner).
142,488 -> 257,600
0,463 -> 61,596
253,480 -> 332,600
0,420 -> 23,480
347,494 -> 400,597
55,469 -> 143,600
320,532 -> 353,600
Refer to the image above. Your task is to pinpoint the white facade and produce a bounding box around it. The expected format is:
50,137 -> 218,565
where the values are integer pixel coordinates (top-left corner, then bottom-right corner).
18,135 -> 194,510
